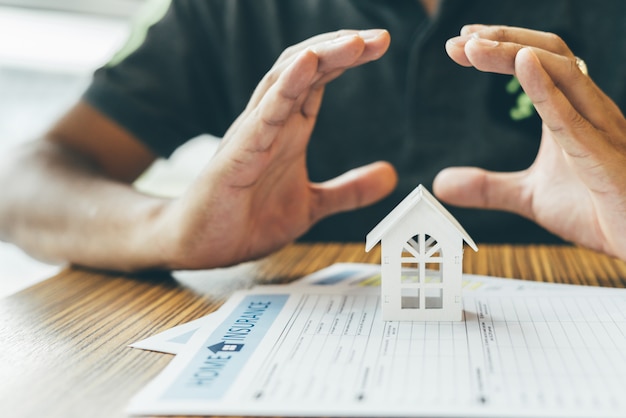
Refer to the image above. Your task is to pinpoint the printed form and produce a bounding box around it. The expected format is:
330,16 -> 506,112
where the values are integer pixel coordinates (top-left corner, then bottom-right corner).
129,283 -> 626,417
131,264 -> 612,355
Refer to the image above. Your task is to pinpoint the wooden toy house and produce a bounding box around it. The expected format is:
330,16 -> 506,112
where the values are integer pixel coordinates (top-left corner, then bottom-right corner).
365,185 -> 478,321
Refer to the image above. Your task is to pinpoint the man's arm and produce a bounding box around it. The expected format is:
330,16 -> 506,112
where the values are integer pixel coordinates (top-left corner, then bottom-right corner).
0,101 -> 170,271
0,29 -> 397,273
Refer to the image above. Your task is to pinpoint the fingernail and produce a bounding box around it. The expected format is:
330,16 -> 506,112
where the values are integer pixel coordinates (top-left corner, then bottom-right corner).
461,24 -> 488,36
471,33 -> 499,47
446,35 -> 468,47
358,29 -> 385,40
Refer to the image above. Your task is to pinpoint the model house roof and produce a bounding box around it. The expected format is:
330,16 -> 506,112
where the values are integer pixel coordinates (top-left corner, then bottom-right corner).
365,184 -> 478,252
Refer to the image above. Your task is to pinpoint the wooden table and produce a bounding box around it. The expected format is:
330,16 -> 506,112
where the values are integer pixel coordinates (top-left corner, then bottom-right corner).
2,243 -> 626,418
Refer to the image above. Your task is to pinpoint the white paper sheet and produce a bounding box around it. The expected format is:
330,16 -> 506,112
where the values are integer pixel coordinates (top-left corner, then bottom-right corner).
131,263 -> 612,355
128,282 -> 626,417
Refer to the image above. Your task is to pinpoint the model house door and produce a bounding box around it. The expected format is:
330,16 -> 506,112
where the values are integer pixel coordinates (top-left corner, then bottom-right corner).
400,233 -> 444,310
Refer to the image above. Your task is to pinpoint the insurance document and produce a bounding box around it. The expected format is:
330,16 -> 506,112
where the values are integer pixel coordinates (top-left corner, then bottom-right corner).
131,263 -> 616,355
128,283 -> 626,417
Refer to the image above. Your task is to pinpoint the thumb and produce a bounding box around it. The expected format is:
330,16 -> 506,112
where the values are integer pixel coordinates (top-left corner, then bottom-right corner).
433,166 -> 531,218
310,161 -> 397,222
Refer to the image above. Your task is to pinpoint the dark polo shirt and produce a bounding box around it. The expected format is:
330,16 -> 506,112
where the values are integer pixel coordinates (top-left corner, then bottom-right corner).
84,0 -> 626,243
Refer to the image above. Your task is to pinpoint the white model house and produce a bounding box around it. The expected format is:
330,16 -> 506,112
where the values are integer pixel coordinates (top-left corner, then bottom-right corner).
365,184 -> 478,321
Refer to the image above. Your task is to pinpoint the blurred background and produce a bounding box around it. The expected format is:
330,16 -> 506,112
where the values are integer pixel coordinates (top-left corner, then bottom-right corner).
1,0 -> 143,16
0,0 -> 217,296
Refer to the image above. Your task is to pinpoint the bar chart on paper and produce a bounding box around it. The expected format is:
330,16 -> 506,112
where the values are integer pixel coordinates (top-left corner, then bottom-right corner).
129,285 -> 626,417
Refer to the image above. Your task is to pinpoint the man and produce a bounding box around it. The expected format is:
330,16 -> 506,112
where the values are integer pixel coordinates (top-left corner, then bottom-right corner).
1,0 -> 626,272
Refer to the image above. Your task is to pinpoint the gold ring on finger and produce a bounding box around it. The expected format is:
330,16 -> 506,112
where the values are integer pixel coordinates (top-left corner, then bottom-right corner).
575,56 -> 588,76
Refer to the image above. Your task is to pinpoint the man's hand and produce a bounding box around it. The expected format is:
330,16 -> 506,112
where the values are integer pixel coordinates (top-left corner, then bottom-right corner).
0,30 -> 396,273
438,25 -> 626,259
155,30 -> 397,269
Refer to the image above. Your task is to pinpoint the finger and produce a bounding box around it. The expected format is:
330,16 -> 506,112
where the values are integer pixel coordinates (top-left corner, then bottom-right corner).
447,34 -> 521,70
300,31 -> 389,110
244,32 -> 388,145
309,35 -> 366,75
249,30 -> 389,110
516,48 -> 619,131
447,24 -> 572,69
238,49 -> 321,152
222,52 -> 323,148
311,29 -> 390,70
460,25 -> 573,57
301,84 -> 325,119
257,35 -> 369,124
278,29 -> 390,75
433,166 -> 531,217
310,161 -> 397,222
451,37 -> 609,127
219,48 -> 321,158
245,35 -> 359,112
224,31 -> 390,154
444,36 -> 473,67
464,37 -> 530,74
515,47 -> 604,159
277,30 -> 366,62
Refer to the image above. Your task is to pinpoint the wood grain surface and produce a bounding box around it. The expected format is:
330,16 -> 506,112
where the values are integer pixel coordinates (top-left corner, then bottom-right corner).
2,243 -> 626,418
